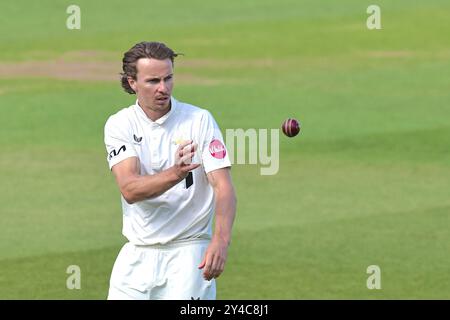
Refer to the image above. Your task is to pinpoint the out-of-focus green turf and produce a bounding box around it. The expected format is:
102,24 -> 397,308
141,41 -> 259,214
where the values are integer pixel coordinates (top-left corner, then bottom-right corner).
0,0 -> 449,299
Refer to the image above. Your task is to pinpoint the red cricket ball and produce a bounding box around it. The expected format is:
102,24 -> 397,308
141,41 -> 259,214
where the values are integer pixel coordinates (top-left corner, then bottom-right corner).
282,118 -> 300,137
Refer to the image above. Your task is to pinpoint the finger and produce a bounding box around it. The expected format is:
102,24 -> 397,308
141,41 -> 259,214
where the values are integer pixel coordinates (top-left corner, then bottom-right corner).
179,152 -> 196,165
175,163 -> 200,177
185,163 -> 201,171
177,140 -> 193,158
203,256 -> 213,280
203,265 -> 212,280
179,163 -> 200,174
214,261 -> 225,279
205,272 -> 214,281
215,257 -> 226,279
200,252 -> 210,274
198,257 -> 206,270
180,148 -> 200,165
179,143 -> 197,161
181,143 -> 197,157
209,255 -> 220,278
207,255 -> 222,280
209,256 -> 225,279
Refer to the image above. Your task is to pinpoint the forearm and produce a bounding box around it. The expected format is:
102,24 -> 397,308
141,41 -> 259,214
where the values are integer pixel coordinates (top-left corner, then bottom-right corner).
212,189 -> 237,246
121,167 -> 183,203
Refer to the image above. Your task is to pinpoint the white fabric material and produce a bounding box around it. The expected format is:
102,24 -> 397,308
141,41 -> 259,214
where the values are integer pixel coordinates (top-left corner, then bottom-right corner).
107,240 -> 216,300
104,97 -> 231,245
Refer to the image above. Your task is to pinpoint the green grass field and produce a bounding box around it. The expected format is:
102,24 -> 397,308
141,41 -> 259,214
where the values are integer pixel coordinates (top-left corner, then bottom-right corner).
1,0 -> 449,299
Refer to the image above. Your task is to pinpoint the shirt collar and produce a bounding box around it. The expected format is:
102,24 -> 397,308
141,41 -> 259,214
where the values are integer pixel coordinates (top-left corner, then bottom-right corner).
134,96 -> 177,126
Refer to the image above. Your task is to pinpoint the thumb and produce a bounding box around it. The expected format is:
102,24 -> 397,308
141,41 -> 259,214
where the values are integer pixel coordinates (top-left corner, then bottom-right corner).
187,163 -> 201,171
198,256 -> 206,269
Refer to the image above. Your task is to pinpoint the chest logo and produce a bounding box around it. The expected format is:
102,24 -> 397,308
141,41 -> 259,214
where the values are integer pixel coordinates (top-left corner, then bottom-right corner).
133,134 -> 143,143
172,138 -> 189,145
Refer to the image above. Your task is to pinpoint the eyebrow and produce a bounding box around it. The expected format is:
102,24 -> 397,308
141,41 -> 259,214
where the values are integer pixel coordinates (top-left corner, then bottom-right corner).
144,74 -> 173,81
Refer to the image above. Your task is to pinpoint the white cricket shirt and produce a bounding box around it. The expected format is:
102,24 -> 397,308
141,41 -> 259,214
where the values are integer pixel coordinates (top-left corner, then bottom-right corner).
104,97 -> 231,245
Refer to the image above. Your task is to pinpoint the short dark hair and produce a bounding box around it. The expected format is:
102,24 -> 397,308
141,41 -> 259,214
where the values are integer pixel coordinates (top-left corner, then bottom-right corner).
120,41 -> 178,94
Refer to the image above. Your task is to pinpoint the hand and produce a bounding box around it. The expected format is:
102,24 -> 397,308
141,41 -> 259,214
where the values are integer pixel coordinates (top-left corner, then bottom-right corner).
198,237 -> 229,281
173,140 -> 200,179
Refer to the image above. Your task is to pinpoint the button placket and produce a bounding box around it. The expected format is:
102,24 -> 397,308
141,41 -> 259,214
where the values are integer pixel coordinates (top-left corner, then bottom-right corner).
150,125 -> 161,167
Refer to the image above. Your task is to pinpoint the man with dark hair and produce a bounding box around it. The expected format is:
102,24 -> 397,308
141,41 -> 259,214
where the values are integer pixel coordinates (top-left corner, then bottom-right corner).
104,41 -> 237,300
120,42 -> 178,94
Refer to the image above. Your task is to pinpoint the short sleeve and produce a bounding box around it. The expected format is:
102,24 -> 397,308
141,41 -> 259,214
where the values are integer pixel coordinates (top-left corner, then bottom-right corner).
104,116 -> 138,170
199,111 -> 231,174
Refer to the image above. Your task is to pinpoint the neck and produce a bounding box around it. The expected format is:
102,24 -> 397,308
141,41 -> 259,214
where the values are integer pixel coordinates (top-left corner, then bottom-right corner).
138,100 -> 171,122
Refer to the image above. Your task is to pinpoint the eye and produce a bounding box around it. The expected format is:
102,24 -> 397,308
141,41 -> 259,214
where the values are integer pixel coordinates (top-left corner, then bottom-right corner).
147,79 -> 160,84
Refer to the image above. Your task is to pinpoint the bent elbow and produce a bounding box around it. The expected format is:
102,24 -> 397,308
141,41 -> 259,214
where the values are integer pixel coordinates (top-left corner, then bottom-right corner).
121,190 -> 137,204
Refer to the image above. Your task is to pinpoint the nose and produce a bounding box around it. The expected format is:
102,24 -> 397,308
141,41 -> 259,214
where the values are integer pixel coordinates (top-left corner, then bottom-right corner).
157,80 -> 167,93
